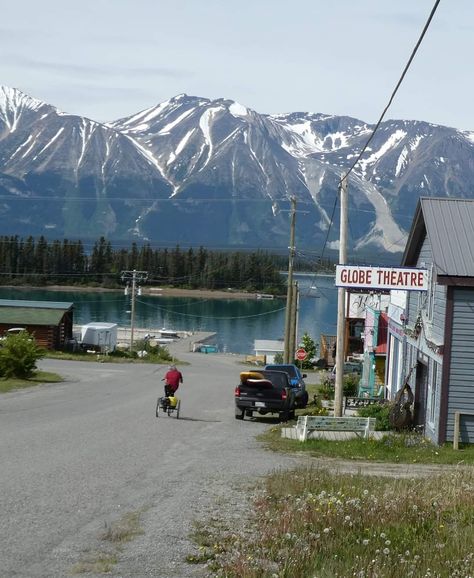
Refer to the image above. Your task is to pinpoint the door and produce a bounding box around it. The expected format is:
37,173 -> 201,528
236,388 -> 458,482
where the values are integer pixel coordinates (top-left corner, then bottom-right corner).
414,361 -> 428,428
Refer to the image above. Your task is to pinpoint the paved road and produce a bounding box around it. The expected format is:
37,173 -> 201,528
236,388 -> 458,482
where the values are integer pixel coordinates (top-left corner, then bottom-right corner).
0,351 -> 304,578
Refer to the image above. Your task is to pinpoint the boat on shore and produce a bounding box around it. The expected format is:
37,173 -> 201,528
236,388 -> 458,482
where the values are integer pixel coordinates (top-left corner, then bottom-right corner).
159,328 -> 180,339
256,293 -> 274,300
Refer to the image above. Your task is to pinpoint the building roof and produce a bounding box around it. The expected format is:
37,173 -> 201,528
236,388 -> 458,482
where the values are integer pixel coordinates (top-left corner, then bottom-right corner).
254,339 -> 284,352
403,197 -> 474,277
0,299 -> 73,310
0,299 -> 73,326
0,307 -> 68,326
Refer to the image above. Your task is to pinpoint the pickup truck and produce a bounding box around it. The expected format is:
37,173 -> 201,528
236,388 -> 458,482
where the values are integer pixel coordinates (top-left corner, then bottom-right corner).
264,363 -> 309,408
235,370 -> 296,422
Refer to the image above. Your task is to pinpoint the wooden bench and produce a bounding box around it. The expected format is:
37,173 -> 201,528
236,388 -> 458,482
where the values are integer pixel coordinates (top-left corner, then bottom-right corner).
295,415 -> 377,442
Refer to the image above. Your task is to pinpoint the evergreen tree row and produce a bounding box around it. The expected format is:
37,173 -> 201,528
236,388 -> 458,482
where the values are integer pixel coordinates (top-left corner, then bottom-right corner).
0,235 -> 287,292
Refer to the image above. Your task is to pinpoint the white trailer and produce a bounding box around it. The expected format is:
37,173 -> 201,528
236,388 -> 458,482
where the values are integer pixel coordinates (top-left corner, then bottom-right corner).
80,322 -> 118,352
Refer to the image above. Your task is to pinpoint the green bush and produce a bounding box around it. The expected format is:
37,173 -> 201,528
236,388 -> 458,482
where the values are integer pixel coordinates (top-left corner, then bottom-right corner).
357,402 -> 392,431
318,372 -> 359,399
109,349 -> 131,358
303,395 -> 329,416
273,352 -> 284,364
343,373 -> 359,397
0,331 -> 45,378
318,374 -> 334,400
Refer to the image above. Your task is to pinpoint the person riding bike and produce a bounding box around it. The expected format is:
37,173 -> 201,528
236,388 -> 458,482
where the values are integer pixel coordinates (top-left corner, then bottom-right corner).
163,365 -> 183,397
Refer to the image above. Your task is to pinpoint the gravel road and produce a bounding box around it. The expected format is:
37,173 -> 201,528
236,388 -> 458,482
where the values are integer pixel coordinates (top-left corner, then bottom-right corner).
0,349 -> 305,578
0,343 -> 457,578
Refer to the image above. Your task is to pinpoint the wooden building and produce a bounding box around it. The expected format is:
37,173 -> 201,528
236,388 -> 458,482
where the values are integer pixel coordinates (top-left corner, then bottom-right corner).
0,299 -> 74,350
400,197 -> 474,444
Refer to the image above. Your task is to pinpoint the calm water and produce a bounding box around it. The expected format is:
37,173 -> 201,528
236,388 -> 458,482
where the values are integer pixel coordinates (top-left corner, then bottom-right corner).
0,274 -> 337,354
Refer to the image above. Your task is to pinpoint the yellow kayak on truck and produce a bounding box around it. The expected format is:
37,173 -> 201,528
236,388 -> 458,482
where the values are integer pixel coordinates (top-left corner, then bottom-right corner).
239,371 -> 264,383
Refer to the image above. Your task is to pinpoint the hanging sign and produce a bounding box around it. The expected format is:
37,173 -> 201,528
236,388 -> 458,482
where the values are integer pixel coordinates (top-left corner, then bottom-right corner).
335,265 -> 428,291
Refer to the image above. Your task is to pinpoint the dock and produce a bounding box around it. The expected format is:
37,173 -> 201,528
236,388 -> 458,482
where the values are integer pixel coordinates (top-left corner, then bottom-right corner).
116,327 -> 217,354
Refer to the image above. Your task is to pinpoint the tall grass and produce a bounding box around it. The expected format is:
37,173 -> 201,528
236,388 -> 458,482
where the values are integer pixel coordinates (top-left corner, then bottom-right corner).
203,467 -> 474,577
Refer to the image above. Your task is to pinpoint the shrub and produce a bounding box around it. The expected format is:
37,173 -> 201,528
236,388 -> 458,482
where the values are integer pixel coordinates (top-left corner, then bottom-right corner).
273,352 -> 284,364
304,395 -> 329,416
318,374 -> 334,400
319,372 -> 359,399
357,402 -> 392,431
343,373 -> 359,397
0,331 -> 45,378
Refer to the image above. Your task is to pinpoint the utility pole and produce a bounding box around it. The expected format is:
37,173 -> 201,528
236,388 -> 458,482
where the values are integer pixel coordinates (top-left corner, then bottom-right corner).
121,270 -> 148,351
289,280 -> 299,361
284,197 -> 296,363
334,176 -> 348,416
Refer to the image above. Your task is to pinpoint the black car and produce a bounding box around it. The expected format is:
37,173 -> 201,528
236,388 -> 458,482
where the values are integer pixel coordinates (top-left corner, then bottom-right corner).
264,363 -> 309,408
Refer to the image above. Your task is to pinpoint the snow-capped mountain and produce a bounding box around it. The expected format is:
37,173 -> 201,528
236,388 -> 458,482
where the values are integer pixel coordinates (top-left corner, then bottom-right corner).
1,86 -> 474,257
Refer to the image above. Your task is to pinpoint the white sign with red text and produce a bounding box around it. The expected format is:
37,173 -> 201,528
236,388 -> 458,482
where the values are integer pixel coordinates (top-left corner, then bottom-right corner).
335,265 -> 428,291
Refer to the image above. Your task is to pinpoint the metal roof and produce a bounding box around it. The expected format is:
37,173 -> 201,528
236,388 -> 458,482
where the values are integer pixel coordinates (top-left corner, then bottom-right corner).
0,299 -> 73,310
0,307 -> 68,325
403,197 -> 474,277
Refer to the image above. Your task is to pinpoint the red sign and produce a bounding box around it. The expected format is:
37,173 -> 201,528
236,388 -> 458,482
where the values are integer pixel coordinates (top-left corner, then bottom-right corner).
295,348 -> 307,361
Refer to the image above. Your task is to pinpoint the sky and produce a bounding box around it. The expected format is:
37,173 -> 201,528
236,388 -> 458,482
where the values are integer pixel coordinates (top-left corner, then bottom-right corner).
2,0 -> 473,130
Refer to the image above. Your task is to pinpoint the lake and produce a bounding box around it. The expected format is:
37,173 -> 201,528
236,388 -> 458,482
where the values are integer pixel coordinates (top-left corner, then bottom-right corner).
0,274 -> 338,354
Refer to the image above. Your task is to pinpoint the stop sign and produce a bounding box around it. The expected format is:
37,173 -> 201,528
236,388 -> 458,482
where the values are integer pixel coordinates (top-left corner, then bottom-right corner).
295,347 -> 307,361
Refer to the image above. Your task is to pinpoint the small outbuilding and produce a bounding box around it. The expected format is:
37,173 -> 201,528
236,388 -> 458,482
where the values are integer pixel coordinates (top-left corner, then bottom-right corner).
254,339 -> 284,364
0,299 -> 74,350
80,322 -> 117,353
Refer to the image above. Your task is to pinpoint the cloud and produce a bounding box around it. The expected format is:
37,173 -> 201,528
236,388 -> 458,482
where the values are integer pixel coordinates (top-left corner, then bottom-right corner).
4,55 -> 188,79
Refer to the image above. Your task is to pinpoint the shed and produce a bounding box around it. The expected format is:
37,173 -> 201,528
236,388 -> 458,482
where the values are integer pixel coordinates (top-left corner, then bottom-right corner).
81,322 -> 117,352
398,197 -> 474,444
254,339 -> 284,364
0,299 -> 74,350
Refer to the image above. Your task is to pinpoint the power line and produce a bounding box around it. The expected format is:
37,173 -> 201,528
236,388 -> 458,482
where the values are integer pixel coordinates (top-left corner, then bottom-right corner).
341,0 -> 442,182
135,298 -> 286,320
321,0 -> 442,260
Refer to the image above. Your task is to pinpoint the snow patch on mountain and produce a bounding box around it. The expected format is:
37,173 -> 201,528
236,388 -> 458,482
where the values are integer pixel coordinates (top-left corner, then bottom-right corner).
229,102 -> 248,117
33,127 -> 65,161
0,86 -> 46,132
10,135 -> 34,160
463,131 -> 474,144
127,136 -> 174,191
358,129 -> 407,177
167,128 -> 196,166
198,106 -> 224,169
159,108 -> 195,135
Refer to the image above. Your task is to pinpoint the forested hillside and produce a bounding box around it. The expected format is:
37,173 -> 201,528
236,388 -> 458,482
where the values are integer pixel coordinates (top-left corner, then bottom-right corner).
0,236 -> 287,293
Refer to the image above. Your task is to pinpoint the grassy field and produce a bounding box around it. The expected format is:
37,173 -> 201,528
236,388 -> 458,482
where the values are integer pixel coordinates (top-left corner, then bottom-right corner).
260,427 -> 474,465
196,466 -> 474,577
189,376 -> 474,577
0,371 -> 63,393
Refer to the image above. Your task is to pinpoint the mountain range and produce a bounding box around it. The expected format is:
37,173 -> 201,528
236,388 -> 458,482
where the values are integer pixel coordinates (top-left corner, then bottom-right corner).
1,85 -> 473,260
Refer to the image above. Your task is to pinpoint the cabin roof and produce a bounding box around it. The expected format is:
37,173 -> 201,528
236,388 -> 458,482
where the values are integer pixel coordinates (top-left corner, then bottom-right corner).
0,299 -> 73,326
0,307 -> 68,325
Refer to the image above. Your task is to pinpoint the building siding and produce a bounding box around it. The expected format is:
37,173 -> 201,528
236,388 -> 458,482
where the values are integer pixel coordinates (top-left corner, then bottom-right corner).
411,235 -> 446,343
445,288 -> 474,443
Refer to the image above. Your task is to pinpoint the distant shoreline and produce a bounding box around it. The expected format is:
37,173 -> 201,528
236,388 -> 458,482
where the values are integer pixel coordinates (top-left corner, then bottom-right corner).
0,285 -> 283,301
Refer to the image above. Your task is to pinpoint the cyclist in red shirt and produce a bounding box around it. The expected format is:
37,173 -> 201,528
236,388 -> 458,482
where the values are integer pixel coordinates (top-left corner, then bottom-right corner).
163,365 -> 183,397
